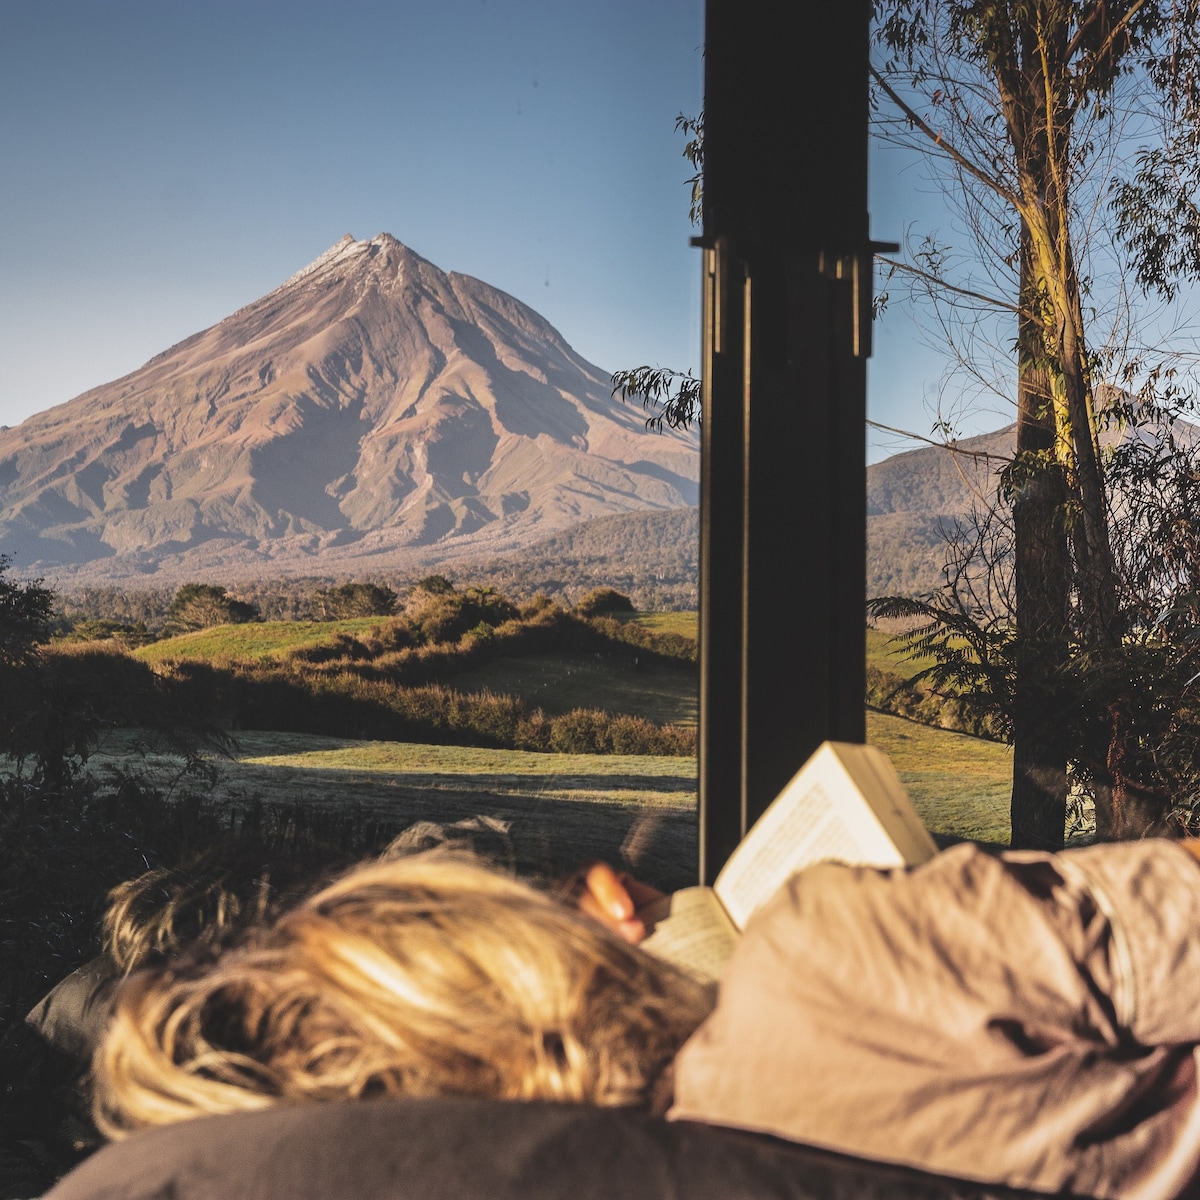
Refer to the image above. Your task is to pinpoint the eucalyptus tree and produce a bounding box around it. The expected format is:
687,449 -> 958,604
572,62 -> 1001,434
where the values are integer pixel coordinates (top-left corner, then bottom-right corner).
873,0 -> 1200,844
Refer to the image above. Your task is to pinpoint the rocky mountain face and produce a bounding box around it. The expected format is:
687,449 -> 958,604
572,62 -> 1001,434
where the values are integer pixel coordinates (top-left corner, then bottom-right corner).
0,234 -> 698,580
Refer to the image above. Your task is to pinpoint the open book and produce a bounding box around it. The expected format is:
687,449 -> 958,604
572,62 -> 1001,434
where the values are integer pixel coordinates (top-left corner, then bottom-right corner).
641,741 -> 937,981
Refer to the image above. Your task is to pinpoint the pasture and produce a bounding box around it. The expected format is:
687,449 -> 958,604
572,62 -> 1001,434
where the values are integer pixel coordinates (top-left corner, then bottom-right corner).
441,653 -> 696,726
85,608 -> 1027,888
134,616 -> 394,665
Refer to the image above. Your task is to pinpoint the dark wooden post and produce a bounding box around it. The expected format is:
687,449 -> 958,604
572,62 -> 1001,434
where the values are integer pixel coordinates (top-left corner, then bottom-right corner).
697,0 -> 875,881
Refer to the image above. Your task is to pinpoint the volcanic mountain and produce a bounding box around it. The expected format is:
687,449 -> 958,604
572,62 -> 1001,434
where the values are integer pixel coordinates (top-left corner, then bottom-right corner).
0,234 -> 698,579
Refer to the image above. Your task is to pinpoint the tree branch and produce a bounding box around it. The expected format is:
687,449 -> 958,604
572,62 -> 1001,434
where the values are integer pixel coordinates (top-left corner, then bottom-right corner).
870,64 -> 1021,206
1063,0 -> 1150,67
867,418 -> 1013,462
877,255 -> 1030,317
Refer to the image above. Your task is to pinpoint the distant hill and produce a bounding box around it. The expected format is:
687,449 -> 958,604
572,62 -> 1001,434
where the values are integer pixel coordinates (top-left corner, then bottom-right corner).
54,507 -> 703,623
0,234 -> 698,582
455,506 -> 700,609
866,425 -> 1015,598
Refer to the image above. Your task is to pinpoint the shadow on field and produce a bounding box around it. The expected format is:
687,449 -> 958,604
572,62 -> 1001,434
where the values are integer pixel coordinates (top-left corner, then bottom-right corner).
84,731 -> 701,890
288,769 -> 699,795
223,780 -> 699,892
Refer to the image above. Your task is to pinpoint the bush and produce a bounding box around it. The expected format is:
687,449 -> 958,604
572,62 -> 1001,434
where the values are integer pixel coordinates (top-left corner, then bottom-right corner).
411,589 -> 519,646
575,587 -> 635,617
311,582 -> 397,620
585,614 -> 697,663
546,708 -> 694,756
0,646 -> 228,789
163,584 -> 259,636
56,617 -> 155,647
865,665 -> 1005,740
414,574 -> 455,596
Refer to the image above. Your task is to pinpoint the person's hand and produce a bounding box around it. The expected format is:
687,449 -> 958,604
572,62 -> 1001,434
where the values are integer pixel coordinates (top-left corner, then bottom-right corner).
573,862 -> 667,945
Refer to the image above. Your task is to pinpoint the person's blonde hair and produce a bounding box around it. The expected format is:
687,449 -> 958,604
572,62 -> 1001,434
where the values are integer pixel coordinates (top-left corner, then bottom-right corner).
101,842 -> 342,977
102,864 -> 263,978
93,849 -> 710,1137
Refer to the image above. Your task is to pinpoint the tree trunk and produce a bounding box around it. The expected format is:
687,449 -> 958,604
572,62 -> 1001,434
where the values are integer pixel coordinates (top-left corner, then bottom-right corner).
1092,700 -> 1176,838
1009,233 -> 1071,849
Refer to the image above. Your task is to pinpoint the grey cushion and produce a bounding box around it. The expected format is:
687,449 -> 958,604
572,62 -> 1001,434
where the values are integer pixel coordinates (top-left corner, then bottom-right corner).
42,1097 -> 1053,1200
25,958 -> 115,1062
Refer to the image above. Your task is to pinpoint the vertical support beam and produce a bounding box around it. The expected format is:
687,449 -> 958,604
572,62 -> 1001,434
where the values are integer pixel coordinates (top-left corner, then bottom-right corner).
698,0 -> 871,882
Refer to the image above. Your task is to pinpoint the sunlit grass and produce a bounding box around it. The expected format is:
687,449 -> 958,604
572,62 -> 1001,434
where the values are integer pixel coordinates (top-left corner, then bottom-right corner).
617,610 -> 698,639
866,625 -> 941,675
134,617 -> 394,665
116,612 -> 1015,845
867,709 -> 1012,844
234,730 -> 694,787
88,709 -> 1012,846
85,728 -> 697,811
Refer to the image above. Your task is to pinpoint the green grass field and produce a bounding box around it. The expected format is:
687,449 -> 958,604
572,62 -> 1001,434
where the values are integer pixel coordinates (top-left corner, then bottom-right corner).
867,710 -> 1012,844
138,610 -> 702,668
85,728 -> 702,889
134,610 -> 701,729
615,611 -> 699,639
135,617 -> 394,665
618,615 -> 932,680
114,610 -> 1018,852
134,613 -> 925,680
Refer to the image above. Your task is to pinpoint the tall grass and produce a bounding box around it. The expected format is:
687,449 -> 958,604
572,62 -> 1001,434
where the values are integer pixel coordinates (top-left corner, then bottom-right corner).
0,770 -> 415,1195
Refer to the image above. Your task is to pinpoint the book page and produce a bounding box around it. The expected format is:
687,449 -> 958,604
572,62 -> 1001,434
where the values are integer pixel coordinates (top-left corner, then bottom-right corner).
713,743 -> 923,931
640,886 -> 738,983
844,746 -> 940,866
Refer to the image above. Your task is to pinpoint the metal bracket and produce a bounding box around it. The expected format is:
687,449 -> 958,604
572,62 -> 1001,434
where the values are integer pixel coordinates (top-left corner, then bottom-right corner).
817,241 -> 900,358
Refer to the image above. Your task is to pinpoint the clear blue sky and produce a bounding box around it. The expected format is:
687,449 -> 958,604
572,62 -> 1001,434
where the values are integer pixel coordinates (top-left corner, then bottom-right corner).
0,0 -> 983,463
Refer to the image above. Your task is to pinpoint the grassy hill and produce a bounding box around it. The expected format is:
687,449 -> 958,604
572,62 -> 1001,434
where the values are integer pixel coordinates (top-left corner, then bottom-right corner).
135,616 -> 395,665
866,426 -> 1013,599
127,613 -> 940,739
118,596 -> 699,756
76,599 -> 1014,844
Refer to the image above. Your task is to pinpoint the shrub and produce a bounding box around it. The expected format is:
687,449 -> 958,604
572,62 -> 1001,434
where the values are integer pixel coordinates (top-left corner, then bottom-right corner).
518,593 -> 556,619
164,584 -> 259,636
865,665 -> 1005,740
575,587 -> 636,617
56,618 -> 155,647
414,574 -> 455,596
585,614 -> 697,663
311,582 -> 397,620
412,589 -> 519,646
1,646 -> 227,789
546,708 -> 694,756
